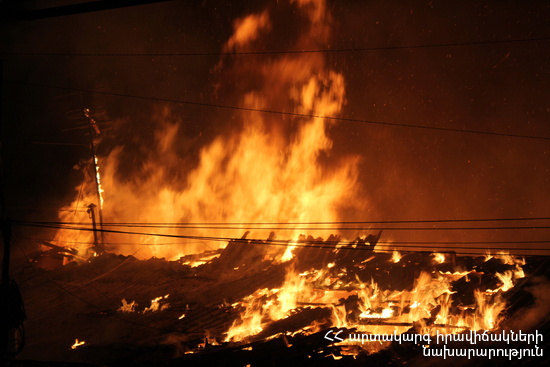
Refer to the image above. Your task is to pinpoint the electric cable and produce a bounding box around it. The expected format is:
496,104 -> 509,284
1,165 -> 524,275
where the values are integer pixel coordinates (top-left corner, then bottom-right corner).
5,80 -> 550,141
12,220 -> 550,258
1,36 -> 549,57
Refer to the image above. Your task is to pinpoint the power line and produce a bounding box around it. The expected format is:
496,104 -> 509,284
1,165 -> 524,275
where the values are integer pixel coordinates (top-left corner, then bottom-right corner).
1,36 -> 549,57
84,224 -> 550,231
4,80 -> 550,141
13,220 -> 550,231
31,216 -> 550,226
11,221 -> 550,257
20,238 -> 210,245
21,237 -> 550,246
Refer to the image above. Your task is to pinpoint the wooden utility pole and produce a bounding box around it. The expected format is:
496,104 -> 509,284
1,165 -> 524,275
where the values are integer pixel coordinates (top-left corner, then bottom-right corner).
87,203 -> 101,253
65,103 -> 108,251
84,109 -> 105,248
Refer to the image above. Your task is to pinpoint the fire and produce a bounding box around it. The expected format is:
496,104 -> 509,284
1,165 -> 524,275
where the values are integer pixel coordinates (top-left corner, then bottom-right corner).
143,295 -> 170,313
432,253 -> 445,264
225,292 -> 266,342
496,252 -> 525,266
280,244 -> 296,263
359,306 -> 394,319
51,0 -> 366,262
43,0 -> 531,358
495,271 -> 514,292
94,156 -> 105,209
71,339 -> 85,349
391,251 -> 402,263
514,264 -> 525,279
180,253 -> 221,267
117,299 -> 137,313
225,250 -> 526,346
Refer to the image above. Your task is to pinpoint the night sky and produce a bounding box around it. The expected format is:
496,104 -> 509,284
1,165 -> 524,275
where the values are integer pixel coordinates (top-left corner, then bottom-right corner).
1,0 -> 549,256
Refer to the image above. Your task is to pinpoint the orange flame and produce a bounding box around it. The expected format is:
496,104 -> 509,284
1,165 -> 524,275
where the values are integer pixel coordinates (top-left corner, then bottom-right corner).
143,294 -> 170,313
225,251 -> 526,344
117,299 -> 137,313
53,0 -> 365,261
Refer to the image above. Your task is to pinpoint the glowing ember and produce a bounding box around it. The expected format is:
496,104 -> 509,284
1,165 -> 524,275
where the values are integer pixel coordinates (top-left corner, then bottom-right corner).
359,307 -> 395,319
71,339 -> 85,349
391,251 -> 402,263
181,253 -> 221,266
432,253 -> 445,264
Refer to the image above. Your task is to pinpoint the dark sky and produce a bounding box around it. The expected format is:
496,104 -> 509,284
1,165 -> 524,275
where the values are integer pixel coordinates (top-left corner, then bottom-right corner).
1,0 -> 549,256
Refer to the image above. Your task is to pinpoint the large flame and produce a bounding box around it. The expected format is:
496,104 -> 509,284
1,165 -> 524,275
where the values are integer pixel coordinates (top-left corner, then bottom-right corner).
52,0 -> 366,260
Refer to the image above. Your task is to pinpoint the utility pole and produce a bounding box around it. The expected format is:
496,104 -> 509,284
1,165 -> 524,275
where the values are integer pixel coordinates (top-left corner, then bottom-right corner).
64,100 -> 111,254
84,109 -> 105,249
87,203 -> 101,253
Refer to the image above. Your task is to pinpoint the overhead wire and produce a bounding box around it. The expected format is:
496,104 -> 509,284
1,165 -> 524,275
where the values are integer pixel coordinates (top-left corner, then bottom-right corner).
20,237 -> 550,246
1,36 -> 549,57
13,219 -> 550,231
12,220 -> 550,257
25,216 -> 550,225
4,80 -> 550,141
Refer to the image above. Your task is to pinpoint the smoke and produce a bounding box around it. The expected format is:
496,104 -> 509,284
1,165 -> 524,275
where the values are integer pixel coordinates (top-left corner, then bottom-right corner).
505,276 -> 550,332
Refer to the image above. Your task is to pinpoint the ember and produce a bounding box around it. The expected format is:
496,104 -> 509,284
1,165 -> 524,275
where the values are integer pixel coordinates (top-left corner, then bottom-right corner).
71,339 -> 85,350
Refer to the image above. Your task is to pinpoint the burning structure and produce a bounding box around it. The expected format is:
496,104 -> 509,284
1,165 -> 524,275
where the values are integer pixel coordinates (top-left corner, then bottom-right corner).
1,0 -> 549,366
11,237 -> 550,366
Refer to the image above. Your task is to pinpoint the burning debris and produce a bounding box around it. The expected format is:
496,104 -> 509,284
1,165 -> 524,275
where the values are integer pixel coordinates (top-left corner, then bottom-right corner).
13,230 -> 550,366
